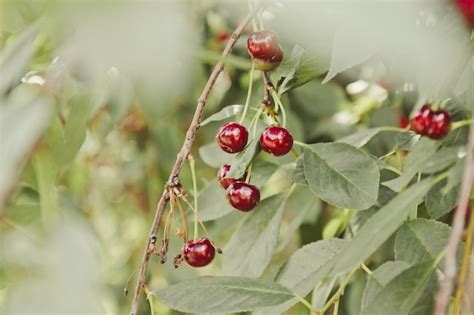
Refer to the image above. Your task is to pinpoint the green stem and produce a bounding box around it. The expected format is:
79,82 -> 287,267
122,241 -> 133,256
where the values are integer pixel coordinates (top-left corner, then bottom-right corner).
252,107 -> 263,138
271,90 -> 287,127
360,263 -> 373,276
189,157 -> 199,241
245,164 -> 253,183
146,291 -> 155,315
378,126 -> 407,133
319,268 -> 358,314
451,119 -> 473,131
239,63 -> 255,124
294,140 -> 311,149
294,293 -> 319,314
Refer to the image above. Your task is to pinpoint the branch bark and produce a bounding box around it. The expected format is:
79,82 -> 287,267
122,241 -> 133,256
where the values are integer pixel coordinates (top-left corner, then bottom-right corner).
129,3 -> 267,314
434,119 -> 474,315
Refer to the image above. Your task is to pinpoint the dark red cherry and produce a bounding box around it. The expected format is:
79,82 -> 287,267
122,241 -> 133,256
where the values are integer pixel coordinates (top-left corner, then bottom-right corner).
216,122 -> 249,153
253,48 -> 284,71
398,115 -> 409,128
259,126 -> 294,156
247,30 -> 279,60
456,0 -> 474,28
410,105 -> 433,135
217,164 -> 246,189
183,238 -> 215,267
427,109 -> 451,139
226,182 -> 260,212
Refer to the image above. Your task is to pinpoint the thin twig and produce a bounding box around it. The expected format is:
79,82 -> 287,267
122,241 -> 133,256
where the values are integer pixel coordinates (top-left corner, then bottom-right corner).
128,3 -> 268,314
434,120 -> 474,315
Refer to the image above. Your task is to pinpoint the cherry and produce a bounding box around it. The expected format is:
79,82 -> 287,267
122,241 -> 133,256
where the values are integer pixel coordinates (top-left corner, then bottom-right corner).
259,126 -> 294,156
183,238 -> 215,267
226,182 -> 260,212
217,164 -> 246,189
410,105 -> 451,139
427,109 -> 451,139
247,30 -> 279,60
410,105 -> 433,136
398,115 -> 409,129
456,0 -> 474,28
216,122 -> 249,153
247,30 -> 283,71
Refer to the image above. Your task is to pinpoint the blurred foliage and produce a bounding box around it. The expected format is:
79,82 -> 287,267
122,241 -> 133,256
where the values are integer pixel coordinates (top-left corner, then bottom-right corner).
0,0 -> 473,315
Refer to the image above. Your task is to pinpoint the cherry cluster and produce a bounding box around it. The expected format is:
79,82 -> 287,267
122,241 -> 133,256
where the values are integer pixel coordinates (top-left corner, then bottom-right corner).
182,30 -> 291,268
410,104 -> 451,139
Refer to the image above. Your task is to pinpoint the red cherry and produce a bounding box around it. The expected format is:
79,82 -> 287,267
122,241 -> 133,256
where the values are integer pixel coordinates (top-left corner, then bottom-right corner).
427,109 -> 451,139
216,31 -> 231,42
183,238 -> 215,267
247,30 -> 279,60
410,105 -> 433,135
217,164 -> 246,189
216,122 -> 249,153
259,126 -> 294,156
456,0 -> 474,28
398,115 -> 409,128
226,182 -> 260,212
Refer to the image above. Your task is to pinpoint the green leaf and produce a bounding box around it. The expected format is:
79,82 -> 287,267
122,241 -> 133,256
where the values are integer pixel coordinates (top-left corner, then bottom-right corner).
421,146 -> 463,174
196,180 -> 235,221
425,179 -> 460,219
326,178 -> 434,277
198,142 -> 232,168
0,87 -> 53,209
277,186 -> 320,251
361,261 -> 411,310
361,260 -> 438,315
394,219 -> 451,265
272,45 -> 327,95
0,22 -> 39,95
223,194 -> 286,277
337,128 -> 382,148
249,161 -> 278,187
200,104 -> 243,126
261,239 -> 347,314
395,132 -> 420,151
226,137 -> 260,179
303,143 -> 379,210
445,158 -> 465,192
290,157 -> 307,186
383,137 -> 439,192
152,276 -> 294,314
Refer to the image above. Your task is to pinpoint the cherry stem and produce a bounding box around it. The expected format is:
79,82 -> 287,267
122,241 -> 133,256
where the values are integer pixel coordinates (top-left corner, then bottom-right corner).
163,192 -> 176,242
452,118 -> 473,131
239,62 -> 256,124
188,155 -> 199,241
245,164 -> 253,183
271,90 -> 287,127
174,193 -> 188,242
180,194 -> 212,240
250,106 -> 264,138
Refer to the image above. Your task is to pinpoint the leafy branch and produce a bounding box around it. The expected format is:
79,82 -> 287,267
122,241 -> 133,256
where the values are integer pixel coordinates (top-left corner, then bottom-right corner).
128,2 -> 268,314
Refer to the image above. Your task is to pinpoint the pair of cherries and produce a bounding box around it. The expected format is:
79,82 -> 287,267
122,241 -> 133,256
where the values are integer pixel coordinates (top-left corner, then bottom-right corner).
410,105 -> 451,139
215,122 -> 293,212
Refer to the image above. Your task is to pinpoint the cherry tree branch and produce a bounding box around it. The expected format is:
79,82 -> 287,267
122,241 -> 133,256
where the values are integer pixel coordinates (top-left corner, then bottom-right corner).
434,119 -> 474,315
128,3 -> 267,314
